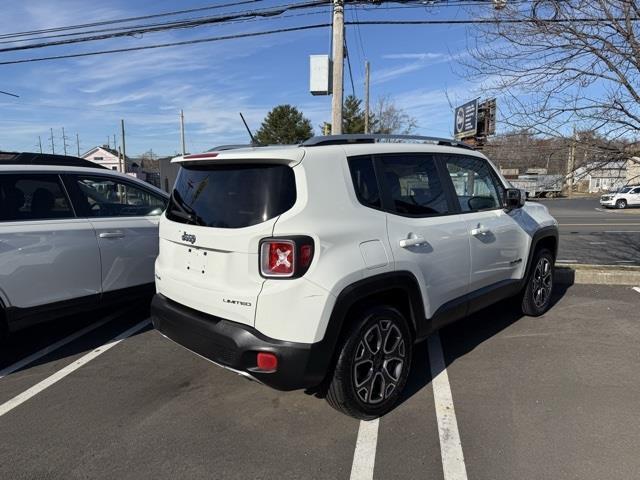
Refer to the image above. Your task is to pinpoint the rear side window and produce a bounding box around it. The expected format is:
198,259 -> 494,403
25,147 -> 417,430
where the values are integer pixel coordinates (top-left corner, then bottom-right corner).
166,163 -> 296,228
0,174 -> 74,222
348,156 -> 381,209
379,155 -> 449,216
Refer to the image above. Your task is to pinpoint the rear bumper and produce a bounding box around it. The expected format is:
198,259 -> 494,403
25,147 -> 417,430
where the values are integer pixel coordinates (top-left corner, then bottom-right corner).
150,294 -> 332,391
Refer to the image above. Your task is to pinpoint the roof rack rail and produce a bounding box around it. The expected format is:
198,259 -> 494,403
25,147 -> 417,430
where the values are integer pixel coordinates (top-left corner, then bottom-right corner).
0,152 -> 107,169
300,134 -> 473,150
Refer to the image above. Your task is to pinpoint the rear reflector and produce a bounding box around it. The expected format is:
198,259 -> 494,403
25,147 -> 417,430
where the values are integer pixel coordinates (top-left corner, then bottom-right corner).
256,352 -> 278,372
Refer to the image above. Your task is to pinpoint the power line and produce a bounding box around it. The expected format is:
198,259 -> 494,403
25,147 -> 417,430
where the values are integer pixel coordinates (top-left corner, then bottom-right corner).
0,1 -> 331,54
344,38 -> 356,97
0,24 -> 331,66
0,90 -> 19,97
345,17 -> 640,25
0,0 -> 263,40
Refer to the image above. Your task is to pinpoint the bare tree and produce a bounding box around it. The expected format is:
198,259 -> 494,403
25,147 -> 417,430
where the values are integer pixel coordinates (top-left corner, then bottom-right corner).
371,95 -> 418,135
465,0 -> 640,160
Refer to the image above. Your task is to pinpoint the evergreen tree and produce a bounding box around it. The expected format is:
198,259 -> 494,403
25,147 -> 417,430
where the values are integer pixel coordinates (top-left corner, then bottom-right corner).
255,105 -> 313,145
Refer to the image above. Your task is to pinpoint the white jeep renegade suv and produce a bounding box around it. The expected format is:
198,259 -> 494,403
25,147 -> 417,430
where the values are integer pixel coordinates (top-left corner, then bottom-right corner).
151,135 -> 558,419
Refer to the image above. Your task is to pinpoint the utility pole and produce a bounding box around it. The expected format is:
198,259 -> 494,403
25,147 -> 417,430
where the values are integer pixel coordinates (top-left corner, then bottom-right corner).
566,125 -> 577,197
120,119 -> 126,173
49,128 -> 55,154
107,136 -> 110,148
61,127 -> 69,156
331,0 -> 344,135
38,136 -> 43,154
113,134 -> 117,150
364,61 -> 371,134
180,109 -> 186,156
76,133 -> 80,157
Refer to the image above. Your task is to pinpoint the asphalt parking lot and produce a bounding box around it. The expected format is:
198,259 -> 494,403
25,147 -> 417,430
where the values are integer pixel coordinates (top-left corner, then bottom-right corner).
2,283 -> 639,480
539,197 -> 640,266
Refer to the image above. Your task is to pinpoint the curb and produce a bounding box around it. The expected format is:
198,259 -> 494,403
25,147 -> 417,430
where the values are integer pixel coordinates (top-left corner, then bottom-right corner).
554,263 -> 640,286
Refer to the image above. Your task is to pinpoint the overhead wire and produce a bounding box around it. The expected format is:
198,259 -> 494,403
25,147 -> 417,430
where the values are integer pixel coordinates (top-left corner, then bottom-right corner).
0,1 -> 332,54
0,24 -> 332,66
0,0 -> 264,40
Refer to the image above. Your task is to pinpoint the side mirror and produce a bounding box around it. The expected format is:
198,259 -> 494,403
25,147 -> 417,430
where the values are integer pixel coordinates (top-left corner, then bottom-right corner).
504,188 -> 525,210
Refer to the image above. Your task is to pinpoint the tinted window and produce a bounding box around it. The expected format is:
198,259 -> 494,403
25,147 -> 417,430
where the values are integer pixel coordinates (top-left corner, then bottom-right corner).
444,156 -> 503,212
0,174 -> 73,221
166,163 -> 296,228
631,187 -> 640,194
380,155 -> 448,216
348,156 -> 381,209
74,176 -> 167,217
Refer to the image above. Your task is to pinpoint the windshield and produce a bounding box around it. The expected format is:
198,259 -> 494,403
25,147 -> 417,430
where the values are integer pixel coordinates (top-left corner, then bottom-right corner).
165,163 -> 296,228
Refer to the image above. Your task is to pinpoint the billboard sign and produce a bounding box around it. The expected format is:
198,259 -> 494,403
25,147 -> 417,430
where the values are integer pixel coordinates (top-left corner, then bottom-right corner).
454,99 -> 478,139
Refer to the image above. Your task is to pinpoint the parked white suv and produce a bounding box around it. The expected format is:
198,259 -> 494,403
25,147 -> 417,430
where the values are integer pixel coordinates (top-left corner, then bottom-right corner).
600,185 -> 640,209
0,155 -> 168,341
151,135 -> 558,419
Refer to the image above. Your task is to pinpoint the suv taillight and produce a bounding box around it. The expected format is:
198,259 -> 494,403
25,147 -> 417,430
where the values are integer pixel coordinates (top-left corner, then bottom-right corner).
259,237 -> 314,278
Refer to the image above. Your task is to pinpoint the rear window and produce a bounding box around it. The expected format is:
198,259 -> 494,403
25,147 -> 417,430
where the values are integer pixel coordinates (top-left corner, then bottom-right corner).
166,163 -> 296,228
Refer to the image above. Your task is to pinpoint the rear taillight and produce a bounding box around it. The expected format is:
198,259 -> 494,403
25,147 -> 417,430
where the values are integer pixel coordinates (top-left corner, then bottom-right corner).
259,236 -> 314,278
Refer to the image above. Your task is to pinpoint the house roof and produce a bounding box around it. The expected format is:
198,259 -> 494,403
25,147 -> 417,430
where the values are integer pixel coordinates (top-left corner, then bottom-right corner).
81,145 -> 131,162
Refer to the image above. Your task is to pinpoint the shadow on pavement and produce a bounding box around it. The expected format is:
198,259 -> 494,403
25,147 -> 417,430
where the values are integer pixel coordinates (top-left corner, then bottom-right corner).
0,303 -> 152,374
397,282 -> 572,410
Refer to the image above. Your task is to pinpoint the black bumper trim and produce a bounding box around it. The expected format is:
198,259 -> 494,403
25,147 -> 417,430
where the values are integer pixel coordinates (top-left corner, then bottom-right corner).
150,294 -> 332,391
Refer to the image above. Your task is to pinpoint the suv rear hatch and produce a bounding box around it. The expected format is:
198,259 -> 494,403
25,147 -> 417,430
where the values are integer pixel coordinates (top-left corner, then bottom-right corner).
156,149 -> 302,327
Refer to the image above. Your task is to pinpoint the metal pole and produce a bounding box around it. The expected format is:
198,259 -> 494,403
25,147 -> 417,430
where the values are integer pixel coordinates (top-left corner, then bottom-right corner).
62,127 -> 67,155
331,0 -> 344,135
38,136 -> 43,154
76,133 -> 80,157
120,119 -> 126,173
364,61 -> 370,134
50,128 -> 55,154
566,125 -> 576,197
180,109 -> 186,156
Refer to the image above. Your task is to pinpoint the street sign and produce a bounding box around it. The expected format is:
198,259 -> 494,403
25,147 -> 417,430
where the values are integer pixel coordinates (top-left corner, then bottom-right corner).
454,99 -> 478,139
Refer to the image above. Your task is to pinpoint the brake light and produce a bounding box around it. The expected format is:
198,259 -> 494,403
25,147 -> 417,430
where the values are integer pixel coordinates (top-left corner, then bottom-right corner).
259,237 -> 314,278
260,240 -> 295,277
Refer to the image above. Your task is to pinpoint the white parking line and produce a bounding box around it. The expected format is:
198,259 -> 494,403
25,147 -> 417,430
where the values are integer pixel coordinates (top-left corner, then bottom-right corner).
557,260 -> 578,264
0,319 -> 150,418
633,287 -> 640,295
0,309 -> 127,380
350,419 -> 379,480
428,332 -> 468,480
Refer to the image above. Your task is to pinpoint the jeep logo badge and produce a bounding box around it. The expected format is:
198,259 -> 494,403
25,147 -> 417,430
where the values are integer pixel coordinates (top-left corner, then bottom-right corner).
182,232 -> 196,244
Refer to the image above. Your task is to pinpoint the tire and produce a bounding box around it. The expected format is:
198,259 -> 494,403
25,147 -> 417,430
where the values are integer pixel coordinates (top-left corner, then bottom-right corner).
521,249 -> 554,316
326,306 -> 413,420
616,199 -> 627,209
0,309 -> 7,345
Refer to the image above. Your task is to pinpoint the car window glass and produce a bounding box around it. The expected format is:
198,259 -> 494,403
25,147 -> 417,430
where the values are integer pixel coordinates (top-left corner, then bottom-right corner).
444,156 -> 503,212
0,174 -> 73,221
348,156 -> 381,209
75,176 -> 167,217
380,155 -> 448,216
631,187 -> 640,194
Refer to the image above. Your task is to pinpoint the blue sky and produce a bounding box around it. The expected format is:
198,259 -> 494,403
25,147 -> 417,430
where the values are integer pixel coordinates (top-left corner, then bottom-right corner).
0,1 -> 492,156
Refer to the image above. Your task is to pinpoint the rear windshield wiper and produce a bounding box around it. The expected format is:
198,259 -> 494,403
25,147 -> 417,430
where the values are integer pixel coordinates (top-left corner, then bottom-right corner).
169,190 -> 205,226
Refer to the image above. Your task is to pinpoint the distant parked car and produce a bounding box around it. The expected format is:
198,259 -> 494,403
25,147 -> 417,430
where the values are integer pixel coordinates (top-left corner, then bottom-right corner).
600,185 -> 640,209
0,156 -> 168,341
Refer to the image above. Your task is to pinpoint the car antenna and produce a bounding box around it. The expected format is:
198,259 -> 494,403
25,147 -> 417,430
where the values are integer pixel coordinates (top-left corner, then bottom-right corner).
239,112 -> 258,146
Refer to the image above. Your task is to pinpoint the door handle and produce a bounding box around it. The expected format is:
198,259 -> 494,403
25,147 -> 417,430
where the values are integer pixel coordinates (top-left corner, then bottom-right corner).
99,231 -> 125,239
470,226 -> 490,236
399,235 -> 426,248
